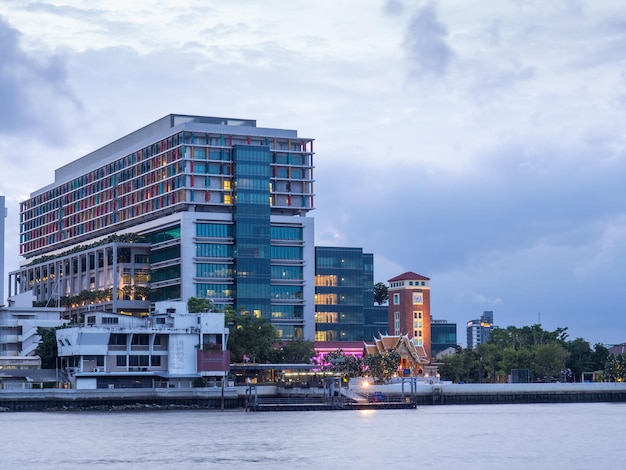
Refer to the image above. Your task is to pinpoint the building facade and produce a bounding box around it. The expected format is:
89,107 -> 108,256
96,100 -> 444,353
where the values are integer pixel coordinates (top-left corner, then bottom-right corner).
314,246 -> 375,342
431,319 -> 457,358
0,293 -> 66,357
9,115 -> 315,340
56,301 -> 229,389
466,311 -> 495,349
388,272 -> 432,359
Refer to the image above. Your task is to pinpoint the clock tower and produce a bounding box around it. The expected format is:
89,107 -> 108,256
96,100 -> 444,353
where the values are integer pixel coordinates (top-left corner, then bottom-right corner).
388,272 -> 432,359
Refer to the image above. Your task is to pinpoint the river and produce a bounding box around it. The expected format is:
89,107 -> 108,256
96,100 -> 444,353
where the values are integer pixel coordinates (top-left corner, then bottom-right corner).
1,402 -> 621,469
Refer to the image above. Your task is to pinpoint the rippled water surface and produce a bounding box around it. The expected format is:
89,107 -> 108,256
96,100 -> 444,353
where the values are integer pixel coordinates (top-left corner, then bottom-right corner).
1,403 -> 622,469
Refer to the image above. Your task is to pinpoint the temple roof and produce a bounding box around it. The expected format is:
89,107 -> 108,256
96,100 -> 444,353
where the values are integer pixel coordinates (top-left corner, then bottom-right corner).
364,333 -> 428,364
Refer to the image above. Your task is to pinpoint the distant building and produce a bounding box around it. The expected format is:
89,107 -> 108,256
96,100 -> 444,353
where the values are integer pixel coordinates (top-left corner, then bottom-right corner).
431,319 -> 457,357
0,292 -> 66,356
56,301 -> 229,389
0,195 -> 5,306
466,311 -> 495,349
608,343 -> 626,356
388,272 -> 432,359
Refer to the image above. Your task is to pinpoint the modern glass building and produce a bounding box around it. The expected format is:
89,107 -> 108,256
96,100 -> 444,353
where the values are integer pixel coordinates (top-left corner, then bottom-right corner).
431,319 -> 457,357
8,115 -> 315,340
314,246 -> 374,342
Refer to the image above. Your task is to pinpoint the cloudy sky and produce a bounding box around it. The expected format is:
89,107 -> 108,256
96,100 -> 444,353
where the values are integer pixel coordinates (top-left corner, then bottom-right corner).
1,0 -> 626,346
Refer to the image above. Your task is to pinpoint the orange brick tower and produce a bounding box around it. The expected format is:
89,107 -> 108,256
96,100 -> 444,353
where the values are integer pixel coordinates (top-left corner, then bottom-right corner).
388,272 -> 432,359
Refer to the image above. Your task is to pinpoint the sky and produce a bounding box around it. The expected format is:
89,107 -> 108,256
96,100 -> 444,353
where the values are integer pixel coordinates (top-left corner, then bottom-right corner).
1,0 -> 626,347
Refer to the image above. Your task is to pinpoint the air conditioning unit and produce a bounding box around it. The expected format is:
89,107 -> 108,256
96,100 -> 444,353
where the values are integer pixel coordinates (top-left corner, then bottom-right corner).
93,367 -> 103,372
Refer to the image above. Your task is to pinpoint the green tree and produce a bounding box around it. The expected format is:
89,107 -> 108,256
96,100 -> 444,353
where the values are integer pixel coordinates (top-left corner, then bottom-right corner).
270,339 -> 316,364
226,309 -> 276,363
438,348 -> 480,383
603,354 -> 626,382
187,297 -> 215,313
363,351 -> 401,383
532,343 -> 569,380
373,282 -> 389,305
565,338 -> 594,382
34,327 -> 59,369
317,349 -> 364,378
590,343 -> 610,371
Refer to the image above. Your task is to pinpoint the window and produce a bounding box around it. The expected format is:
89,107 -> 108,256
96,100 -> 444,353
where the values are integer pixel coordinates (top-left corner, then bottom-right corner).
108,334 -> 127,346
393,293 -> 400,305
151,356 -> 161,366
116,356 -> 127,366
102,317 -> 119,325
131,334 -> 149,346
394,312 -> 400,335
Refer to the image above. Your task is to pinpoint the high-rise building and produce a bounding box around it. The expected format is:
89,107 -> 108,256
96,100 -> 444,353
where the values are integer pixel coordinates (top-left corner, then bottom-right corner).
388,272 -> 432,359
466,310 -> 495,349
8,114 -> 315,340
314,246 -> 373,342
0,195 -> 5,306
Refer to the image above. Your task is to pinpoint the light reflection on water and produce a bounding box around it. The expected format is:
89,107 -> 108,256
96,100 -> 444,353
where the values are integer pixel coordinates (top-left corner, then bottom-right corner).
0,403 -> 622,469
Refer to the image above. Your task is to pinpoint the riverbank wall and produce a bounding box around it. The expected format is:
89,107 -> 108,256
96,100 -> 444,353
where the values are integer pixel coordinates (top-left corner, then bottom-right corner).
0,387 -> 242,411
403,382 -> 626,405
3,382 -> 626,411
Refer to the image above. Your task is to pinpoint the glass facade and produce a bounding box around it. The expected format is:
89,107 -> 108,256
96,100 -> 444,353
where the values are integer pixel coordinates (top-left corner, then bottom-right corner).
431,320 -> 457,357
233,145 -> 272,319
314,247 -> 374,342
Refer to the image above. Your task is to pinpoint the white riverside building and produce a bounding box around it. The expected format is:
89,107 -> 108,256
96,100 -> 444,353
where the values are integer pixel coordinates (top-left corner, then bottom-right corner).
56,301 -> 230,389
8,114 -> 315,341
0,292 -> 66,357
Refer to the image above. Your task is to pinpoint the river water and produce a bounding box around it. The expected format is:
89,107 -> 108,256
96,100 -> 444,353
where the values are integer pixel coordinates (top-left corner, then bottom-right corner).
1,403 -> 621,469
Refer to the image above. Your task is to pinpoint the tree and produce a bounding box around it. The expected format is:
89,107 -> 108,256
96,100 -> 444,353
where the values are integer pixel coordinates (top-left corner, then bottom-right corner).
603,354 -> 626,382
317,349 -> 364,378
270,339 -> 316,364
34,327 -> 59,369
187,297 -> 215,313
565,338 -> 594,382
532,343 -> 569,380
225,308 -> 276,363
373,282 -> 389,305
363,351 -> 401,383
438,348 -> 480,383
590,343 -> 610,371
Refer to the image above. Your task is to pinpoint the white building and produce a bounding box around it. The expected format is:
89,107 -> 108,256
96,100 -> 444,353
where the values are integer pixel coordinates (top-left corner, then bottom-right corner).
0,292 -> 66,357
56,301 -> 230,389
